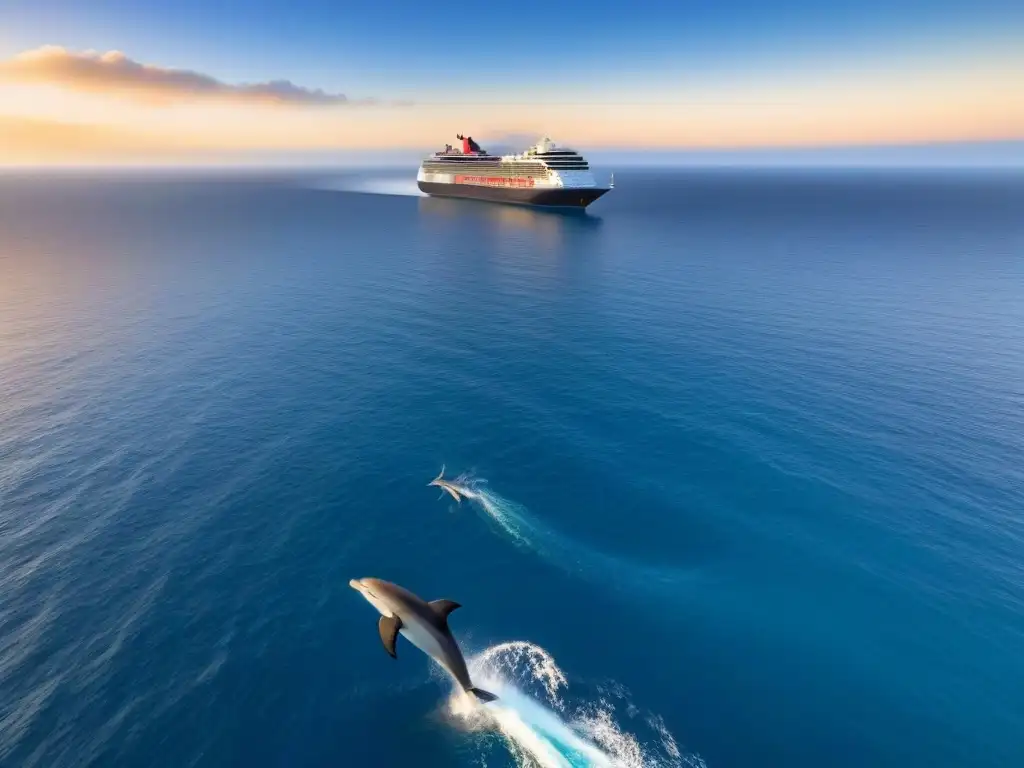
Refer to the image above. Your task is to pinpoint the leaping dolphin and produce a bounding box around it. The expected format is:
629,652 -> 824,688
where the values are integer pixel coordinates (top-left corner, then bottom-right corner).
428,465 -> 464,503
349,577 -> 498,704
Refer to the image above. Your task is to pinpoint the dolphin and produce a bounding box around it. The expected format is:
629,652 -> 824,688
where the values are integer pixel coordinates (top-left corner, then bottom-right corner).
349,577 -> 498,704
428,465 -> 465,503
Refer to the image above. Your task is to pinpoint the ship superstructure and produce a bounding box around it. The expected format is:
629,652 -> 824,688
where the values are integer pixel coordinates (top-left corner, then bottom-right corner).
416,136 -> 610,208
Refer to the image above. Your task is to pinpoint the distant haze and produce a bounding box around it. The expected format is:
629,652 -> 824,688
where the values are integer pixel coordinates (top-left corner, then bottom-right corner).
9,141 -> 1019,171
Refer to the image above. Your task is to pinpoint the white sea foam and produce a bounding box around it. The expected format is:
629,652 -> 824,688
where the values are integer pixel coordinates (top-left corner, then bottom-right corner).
441,641 -> 703,768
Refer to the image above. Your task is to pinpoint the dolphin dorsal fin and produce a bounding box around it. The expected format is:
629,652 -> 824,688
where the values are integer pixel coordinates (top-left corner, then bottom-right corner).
378,615 -> 402,658
428,599 -> 461,625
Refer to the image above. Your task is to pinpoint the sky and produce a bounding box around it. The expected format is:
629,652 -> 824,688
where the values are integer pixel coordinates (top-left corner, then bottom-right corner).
0,0 -> 1022,164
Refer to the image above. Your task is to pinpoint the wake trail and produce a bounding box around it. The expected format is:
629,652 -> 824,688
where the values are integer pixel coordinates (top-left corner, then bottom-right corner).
308,175 -> 425,197
443,642 -> 702,768
439,473 -> 694,596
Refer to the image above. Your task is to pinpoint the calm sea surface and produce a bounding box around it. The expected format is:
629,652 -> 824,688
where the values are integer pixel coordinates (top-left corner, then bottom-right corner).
1,168 -> 1023,768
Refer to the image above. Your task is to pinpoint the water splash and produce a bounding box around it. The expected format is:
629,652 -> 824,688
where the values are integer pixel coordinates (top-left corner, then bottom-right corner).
433,472 -> 694,596
443,642 -> 703,768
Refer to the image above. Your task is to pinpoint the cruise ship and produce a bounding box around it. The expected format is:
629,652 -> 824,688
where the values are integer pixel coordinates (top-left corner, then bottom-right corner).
416,135 -> 611,208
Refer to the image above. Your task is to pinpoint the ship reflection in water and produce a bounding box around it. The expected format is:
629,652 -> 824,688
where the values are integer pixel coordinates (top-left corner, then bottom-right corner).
417,195 -> 602,248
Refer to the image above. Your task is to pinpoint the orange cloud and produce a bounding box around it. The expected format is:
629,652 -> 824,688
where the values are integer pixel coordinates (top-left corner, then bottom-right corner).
0,46 -> 365,106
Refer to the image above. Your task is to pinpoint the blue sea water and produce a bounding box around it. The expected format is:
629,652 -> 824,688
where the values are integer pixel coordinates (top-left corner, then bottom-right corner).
1,168 -> 1023,768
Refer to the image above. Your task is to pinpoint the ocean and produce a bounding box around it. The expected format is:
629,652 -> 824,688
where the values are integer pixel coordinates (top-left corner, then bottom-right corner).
1,168 -> 1022,768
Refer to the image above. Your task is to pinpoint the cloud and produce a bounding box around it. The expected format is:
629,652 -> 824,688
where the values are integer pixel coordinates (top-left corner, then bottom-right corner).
0,46 -> 360,106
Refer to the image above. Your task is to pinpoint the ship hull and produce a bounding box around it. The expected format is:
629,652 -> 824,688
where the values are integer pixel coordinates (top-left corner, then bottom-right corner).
417,181 -> 608,209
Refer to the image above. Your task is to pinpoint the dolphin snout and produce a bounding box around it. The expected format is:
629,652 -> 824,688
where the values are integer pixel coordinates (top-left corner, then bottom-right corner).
349,578 -> 363,591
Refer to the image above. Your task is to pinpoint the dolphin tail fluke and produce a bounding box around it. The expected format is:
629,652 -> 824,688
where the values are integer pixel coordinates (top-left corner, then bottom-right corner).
429,464 -> 445,485
469,687 -> 498,704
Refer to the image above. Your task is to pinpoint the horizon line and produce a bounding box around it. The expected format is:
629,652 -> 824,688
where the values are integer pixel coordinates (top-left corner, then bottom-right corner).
3,139 -> 1023,171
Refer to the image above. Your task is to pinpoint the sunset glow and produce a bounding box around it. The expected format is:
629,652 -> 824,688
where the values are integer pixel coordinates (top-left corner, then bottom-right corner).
1,2 -> 1021,165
